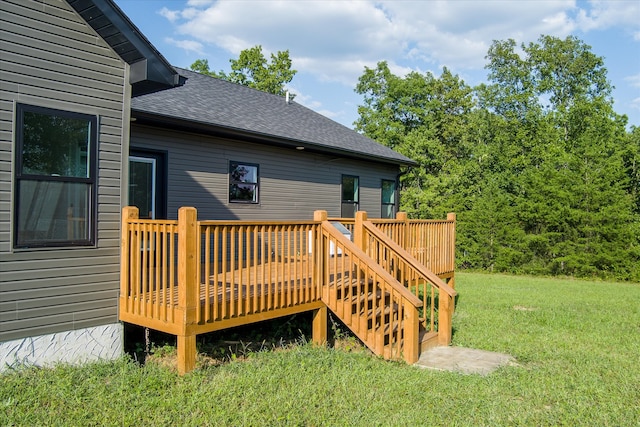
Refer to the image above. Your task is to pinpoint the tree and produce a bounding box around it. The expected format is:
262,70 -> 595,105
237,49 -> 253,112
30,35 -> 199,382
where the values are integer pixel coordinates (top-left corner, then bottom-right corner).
354,36 -> 640,280
354,62 -> 474,218
476,35 -> 639,279
190,46 -> 296,97
623,125 -> 640,214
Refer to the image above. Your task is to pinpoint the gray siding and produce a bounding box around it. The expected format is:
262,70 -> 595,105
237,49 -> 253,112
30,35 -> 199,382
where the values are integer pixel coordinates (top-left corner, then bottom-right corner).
0,0 -> 127,341
131,125 -> 399,221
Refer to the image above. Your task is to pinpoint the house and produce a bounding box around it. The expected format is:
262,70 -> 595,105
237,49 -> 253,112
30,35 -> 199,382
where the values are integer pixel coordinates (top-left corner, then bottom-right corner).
128,66 -> 415,222
0,0 -> 182,369
1,0 -> 455,373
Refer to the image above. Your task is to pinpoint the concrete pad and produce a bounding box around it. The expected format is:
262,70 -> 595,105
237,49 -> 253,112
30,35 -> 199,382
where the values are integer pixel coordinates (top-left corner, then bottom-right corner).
415,346 -> 516,375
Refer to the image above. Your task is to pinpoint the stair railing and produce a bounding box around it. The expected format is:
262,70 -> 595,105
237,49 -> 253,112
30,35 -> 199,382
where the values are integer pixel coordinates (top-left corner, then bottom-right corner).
315,211 -> 422,364
354,212 -> 457,346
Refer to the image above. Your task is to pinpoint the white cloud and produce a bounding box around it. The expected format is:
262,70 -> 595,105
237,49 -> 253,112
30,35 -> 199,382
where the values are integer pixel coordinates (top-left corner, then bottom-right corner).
154,0 -> 639,107
575,0 -> 640,31
626,73 -> 640,88
164,38 -> 205,55
186,0 -> 215,6
630,97 -> 640,111
158,7 -> 180,23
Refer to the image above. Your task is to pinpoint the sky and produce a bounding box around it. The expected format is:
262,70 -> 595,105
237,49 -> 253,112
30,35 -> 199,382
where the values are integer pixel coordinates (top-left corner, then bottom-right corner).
114,0 -> 640,129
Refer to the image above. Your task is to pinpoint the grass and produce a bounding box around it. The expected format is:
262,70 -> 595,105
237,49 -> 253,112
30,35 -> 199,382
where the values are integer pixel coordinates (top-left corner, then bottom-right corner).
1,272 -> 639,426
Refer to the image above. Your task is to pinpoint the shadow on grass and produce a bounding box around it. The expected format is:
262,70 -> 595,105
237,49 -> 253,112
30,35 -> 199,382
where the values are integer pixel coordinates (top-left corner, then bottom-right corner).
124,313 -> 320,367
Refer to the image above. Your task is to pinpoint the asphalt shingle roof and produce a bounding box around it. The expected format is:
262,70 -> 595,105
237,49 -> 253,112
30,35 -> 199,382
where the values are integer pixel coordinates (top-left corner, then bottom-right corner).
131,68 -> 415,166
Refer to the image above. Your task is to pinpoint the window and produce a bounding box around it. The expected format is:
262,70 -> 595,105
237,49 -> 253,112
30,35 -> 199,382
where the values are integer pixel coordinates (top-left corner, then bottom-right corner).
129,156 -> 156,219
14,104 -> 97,248
381,179 -> 396,218
129,149 -> 167,219
341,175 -> 359,218
229,161 -> 259,203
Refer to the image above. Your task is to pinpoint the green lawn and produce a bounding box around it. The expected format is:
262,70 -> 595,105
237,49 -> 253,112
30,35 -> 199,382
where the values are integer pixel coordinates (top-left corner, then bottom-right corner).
2,273 -> 639,426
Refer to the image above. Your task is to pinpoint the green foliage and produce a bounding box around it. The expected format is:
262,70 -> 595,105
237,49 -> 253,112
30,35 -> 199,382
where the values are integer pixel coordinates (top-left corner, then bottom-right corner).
356,35 -> 640,281
190,45 -> 296,97
2,274 -> 638,425
623,126 -> 640,214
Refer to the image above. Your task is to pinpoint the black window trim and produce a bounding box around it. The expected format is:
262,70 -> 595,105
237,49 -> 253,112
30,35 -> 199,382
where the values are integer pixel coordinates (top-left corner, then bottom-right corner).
129,147 -> 168,219
381,179 -> 396,219
14,103 -> 98,249
341,174 -> 359,218
228,160 -> 260,204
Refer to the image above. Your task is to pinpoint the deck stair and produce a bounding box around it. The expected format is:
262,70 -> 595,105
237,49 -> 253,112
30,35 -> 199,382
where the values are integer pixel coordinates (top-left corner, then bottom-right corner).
318,211 -> 456,364
328,275 -> 408,359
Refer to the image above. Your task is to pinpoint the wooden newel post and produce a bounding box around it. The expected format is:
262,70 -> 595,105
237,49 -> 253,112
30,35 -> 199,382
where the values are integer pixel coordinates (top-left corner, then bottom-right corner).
312,210 -> 328,344
177,206 -> 198,374
313,210 -> 328,222
446,212 -> 456,287
438,293 -> 453,346
396,211 -> 409,250
120,207 -> 139,310
404,305 -> 419,364
354,211 -> 368,252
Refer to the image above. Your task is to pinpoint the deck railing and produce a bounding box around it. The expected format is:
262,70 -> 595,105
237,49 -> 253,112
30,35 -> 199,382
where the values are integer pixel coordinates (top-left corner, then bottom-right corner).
329,212 -> 456,285
119,208 -> 180,331
120,207 -> 455,373
197,220 -> 321,324
317,211 -> 422,363
354,212 -> 456,345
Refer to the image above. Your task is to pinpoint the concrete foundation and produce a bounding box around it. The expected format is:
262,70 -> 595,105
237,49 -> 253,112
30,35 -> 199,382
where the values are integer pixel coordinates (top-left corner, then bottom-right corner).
0,323 -> 123,372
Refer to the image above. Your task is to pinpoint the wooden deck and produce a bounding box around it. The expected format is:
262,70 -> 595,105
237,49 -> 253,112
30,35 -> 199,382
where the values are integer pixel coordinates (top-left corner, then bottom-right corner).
120,207 -> 456,373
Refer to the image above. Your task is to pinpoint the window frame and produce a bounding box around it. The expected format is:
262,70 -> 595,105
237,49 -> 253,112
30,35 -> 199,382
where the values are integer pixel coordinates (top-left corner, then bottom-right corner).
228,160 -> 260,204
129,148 -> 168,220
14,104 -> 98,249
381,179 -> 397,219
341,174 -> 359,218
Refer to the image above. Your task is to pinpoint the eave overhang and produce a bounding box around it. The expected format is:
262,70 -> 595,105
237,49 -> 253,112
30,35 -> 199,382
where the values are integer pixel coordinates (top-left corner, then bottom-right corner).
66,0 -> 182,95
131,110 -> 418,168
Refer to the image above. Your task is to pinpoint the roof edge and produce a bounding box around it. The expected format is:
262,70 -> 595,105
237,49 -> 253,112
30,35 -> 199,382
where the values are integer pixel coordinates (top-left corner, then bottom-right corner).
131,110 -> 418,167
67,0 -> 181,94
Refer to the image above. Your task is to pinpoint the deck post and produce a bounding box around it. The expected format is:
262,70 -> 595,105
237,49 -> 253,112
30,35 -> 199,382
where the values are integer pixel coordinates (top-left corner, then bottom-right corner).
446,212 -> 456,282
353,211 -> 368,251
177,206 -> 199,374
404,304 -> 419,364
313,210 -> 328,300
312,305 -> 327,346
437,292 -> 453,346
120,207 -> 139,313
313,210 -> 327,226
395,211 -> 409,252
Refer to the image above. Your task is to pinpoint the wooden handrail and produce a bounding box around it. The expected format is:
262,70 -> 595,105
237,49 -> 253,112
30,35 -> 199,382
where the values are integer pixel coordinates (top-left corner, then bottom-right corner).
322,221 -> 423,308
360,219 -> 456,345
364,221 -> 456,298
320,219 -> 421,363
329,213 -> 456,279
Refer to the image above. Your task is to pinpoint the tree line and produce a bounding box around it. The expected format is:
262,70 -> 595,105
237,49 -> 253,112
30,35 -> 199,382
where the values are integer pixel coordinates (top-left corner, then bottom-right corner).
192,36 -> 639,281
355,36 -> 639,281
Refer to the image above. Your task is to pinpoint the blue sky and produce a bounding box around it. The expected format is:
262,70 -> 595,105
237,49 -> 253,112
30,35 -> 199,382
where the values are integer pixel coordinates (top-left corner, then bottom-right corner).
115,0 -> 640,129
